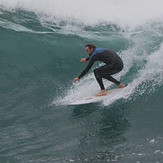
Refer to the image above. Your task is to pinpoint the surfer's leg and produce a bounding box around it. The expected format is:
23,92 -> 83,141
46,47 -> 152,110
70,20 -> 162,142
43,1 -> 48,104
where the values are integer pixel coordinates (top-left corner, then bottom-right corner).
94,65 -> 125,95
102,69 -> 126,88
95,65 -> 120,85
104,75 -> 125,88
94,68 -> 105,90
94,65 -> 120,89
103,74 -> 121,85
96,65 -> 125,87
94,68 -> 107,96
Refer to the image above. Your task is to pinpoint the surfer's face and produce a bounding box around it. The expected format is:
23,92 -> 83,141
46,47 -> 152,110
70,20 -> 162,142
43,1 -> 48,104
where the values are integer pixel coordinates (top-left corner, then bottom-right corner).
85,46 -> 93,56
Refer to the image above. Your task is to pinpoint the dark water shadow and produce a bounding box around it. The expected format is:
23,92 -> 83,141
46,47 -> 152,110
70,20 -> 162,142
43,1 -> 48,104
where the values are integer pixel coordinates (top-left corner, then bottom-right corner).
69,101 -> 130,162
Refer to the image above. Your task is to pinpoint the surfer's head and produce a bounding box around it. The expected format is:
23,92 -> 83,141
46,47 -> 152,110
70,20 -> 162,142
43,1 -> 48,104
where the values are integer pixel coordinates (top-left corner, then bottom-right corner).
85,43 -> 96,56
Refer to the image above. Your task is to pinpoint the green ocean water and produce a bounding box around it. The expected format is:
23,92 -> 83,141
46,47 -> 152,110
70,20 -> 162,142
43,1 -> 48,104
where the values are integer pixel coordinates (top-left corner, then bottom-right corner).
1,1 -> 163,162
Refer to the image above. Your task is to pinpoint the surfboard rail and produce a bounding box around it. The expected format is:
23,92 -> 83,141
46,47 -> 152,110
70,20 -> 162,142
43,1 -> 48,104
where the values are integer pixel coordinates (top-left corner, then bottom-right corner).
68,87 -> 124,105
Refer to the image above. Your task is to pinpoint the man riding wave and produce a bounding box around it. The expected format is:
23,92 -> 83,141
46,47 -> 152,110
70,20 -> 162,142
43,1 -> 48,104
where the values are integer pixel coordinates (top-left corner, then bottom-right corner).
73,44 -> 125,96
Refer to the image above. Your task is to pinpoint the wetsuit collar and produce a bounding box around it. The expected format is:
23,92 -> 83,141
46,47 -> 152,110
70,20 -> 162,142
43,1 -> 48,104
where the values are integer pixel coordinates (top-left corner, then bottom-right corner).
89,48 -> 106,61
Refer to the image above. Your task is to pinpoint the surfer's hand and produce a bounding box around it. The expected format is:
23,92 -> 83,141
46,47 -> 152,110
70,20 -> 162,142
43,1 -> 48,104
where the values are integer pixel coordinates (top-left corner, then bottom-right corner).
73,77 -> 79,83
80,58 -> 86,63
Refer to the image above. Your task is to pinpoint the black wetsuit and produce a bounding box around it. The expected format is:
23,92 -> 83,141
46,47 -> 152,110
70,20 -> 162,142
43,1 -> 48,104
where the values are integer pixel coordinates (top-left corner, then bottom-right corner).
78,48 -> 124,90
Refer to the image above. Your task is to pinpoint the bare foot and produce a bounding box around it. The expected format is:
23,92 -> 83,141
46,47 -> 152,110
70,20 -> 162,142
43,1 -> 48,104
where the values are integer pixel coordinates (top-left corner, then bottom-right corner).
117,83 -> 126,88
96,90 -> 107,96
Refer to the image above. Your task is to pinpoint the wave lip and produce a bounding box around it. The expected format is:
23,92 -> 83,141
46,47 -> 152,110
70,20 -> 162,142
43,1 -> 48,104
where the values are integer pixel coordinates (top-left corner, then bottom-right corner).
1,0 -> 163,28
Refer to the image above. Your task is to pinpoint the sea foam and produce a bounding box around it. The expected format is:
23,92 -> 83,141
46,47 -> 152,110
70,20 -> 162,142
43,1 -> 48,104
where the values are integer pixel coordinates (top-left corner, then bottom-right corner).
1,0 -> 163,28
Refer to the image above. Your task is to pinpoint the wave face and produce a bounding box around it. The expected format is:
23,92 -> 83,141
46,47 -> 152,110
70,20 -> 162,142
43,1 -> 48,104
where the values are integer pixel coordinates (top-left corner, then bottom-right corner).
1,1 -> 163,162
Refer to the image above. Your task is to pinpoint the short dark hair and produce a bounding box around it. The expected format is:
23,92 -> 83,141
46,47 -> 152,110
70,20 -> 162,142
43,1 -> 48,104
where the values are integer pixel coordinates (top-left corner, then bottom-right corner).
85,43 -> 96,50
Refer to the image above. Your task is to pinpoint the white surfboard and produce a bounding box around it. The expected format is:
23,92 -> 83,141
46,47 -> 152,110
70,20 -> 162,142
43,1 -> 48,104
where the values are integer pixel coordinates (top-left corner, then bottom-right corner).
68,87 -> 124,105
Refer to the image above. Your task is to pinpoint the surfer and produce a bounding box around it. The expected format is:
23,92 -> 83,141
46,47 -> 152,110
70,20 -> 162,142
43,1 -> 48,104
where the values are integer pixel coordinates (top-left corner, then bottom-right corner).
73,44 -> 125,96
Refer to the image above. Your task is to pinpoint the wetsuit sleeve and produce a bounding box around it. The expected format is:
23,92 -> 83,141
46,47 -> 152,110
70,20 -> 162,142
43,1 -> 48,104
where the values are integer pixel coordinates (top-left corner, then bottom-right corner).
86,57 -> 90,61
78,58 -> 95,79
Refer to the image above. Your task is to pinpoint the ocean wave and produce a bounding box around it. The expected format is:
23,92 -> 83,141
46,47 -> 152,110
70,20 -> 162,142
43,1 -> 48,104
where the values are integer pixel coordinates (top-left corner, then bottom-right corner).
1,0 -> 163,29
1,0 -> 163,107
